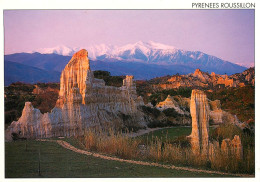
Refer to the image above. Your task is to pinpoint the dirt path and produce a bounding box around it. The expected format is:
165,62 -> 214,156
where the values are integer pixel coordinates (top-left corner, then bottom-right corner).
126,126 -> 191,138
38,139 -> 254,177
126,127 -> 165,137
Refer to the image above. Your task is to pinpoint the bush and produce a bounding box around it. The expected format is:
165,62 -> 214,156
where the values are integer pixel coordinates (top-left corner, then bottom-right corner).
206,86 -> 254,123
209,123 -> 250,145
147,119 -> 173,128
93,70 -> 125,87
149,87 -> 192,106
141,106 -> 161,118
162,108 -> 181,117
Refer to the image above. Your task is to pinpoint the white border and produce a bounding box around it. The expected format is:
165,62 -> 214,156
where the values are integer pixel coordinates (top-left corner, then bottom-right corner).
0,0 -> 258,182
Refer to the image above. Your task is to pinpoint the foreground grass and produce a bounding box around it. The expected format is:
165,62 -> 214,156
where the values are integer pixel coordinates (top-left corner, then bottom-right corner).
5,140 -> 231,178
80,126 -> 254,175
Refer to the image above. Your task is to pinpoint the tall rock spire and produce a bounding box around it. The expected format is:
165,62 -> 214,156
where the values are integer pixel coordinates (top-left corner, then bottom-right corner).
56,49 -> 92,107
189,89 -> 210,156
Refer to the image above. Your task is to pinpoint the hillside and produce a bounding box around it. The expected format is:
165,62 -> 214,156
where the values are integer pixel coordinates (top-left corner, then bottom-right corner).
4,61 -> 60,86
136,67 -> 255,99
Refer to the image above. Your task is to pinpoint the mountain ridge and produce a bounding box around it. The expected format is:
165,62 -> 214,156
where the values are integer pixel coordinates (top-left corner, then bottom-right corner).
4,61 -> 61,86
14,41 -> 248,68
4,42 -> 248,85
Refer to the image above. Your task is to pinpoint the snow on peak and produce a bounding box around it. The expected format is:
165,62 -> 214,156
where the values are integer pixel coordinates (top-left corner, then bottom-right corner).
31,41 -> 180,59
33,45 -> 80,56
85,44 -> 117,59
147,41 -> 176,50
111,41 -> 178,57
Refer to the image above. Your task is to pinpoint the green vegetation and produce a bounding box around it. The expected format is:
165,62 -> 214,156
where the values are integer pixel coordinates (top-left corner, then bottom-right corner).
140,105 -> 161,118
4,82 -> 59,126
5,139 -> 228,178
93,70 -> 125,87
208,123 -> 255,174
138,127 -> 191,143
5,82 -> 36,125
149,87 -> 192,106
209,123 -> 254,150
207,86 -> 255,123
163,108 -> 182,117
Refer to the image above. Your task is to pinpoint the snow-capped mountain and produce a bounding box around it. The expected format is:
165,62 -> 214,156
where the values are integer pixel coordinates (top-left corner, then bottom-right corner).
30,41 -> 230,65
31,41 -> 180,60
5,41 -> 248,84
99,41 -> 181,63
27,41 -> 247,75
33,45 -> 80,56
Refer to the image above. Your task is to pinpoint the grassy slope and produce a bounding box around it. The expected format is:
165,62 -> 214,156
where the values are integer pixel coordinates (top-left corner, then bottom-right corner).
5,139 -> 230,178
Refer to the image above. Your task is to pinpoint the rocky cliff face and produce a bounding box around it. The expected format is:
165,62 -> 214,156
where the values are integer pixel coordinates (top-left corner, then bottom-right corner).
6,49 -> 146,140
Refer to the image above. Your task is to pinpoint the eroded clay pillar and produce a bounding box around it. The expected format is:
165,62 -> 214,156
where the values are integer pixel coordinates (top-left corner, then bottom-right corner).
189,89 -> 210,156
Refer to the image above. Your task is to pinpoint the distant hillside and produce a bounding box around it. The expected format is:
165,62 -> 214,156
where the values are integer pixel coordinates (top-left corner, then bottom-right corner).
136,67 -> 255,105
4,53 -> 71,72
90,60 -> 195,80
4,61 -> 60,86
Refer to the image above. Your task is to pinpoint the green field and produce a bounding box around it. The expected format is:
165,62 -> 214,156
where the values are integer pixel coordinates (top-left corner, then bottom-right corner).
5,137 -> 232,178
137,126 -> 192,143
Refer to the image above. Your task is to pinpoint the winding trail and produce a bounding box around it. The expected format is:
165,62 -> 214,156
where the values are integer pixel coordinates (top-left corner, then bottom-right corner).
126,126 -> 192,137
38,139 -> 254,177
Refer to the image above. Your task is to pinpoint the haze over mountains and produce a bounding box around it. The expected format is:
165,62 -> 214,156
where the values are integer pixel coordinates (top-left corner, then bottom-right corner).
5,41 -> 248,86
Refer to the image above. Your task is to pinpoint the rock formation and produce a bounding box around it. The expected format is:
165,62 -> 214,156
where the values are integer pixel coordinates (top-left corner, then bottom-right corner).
155,93 -> 239,126
6,49 -> 146,140
231,135 -> 243,160
188,89 -> 244,159
232,67 -> 255,86
208,140 -> 220,162
221,138 -> 232,156
209,100 -> 224,124
220,135 -> 243,160
189,89 -> 210,156
156,68 -> 254,90
156,95 -> 189,115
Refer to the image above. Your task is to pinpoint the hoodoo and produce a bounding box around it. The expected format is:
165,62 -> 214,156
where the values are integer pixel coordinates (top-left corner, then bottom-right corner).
189,89 -> 210,156
6,49 -> 145,140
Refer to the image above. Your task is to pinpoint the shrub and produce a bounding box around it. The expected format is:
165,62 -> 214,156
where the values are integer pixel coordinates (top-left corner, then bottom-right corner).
141,106 -> 161,118
93,70 -> 125,87
147,119 -> 173,128
162,108 -> 181,117
148,87 -> 192,106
